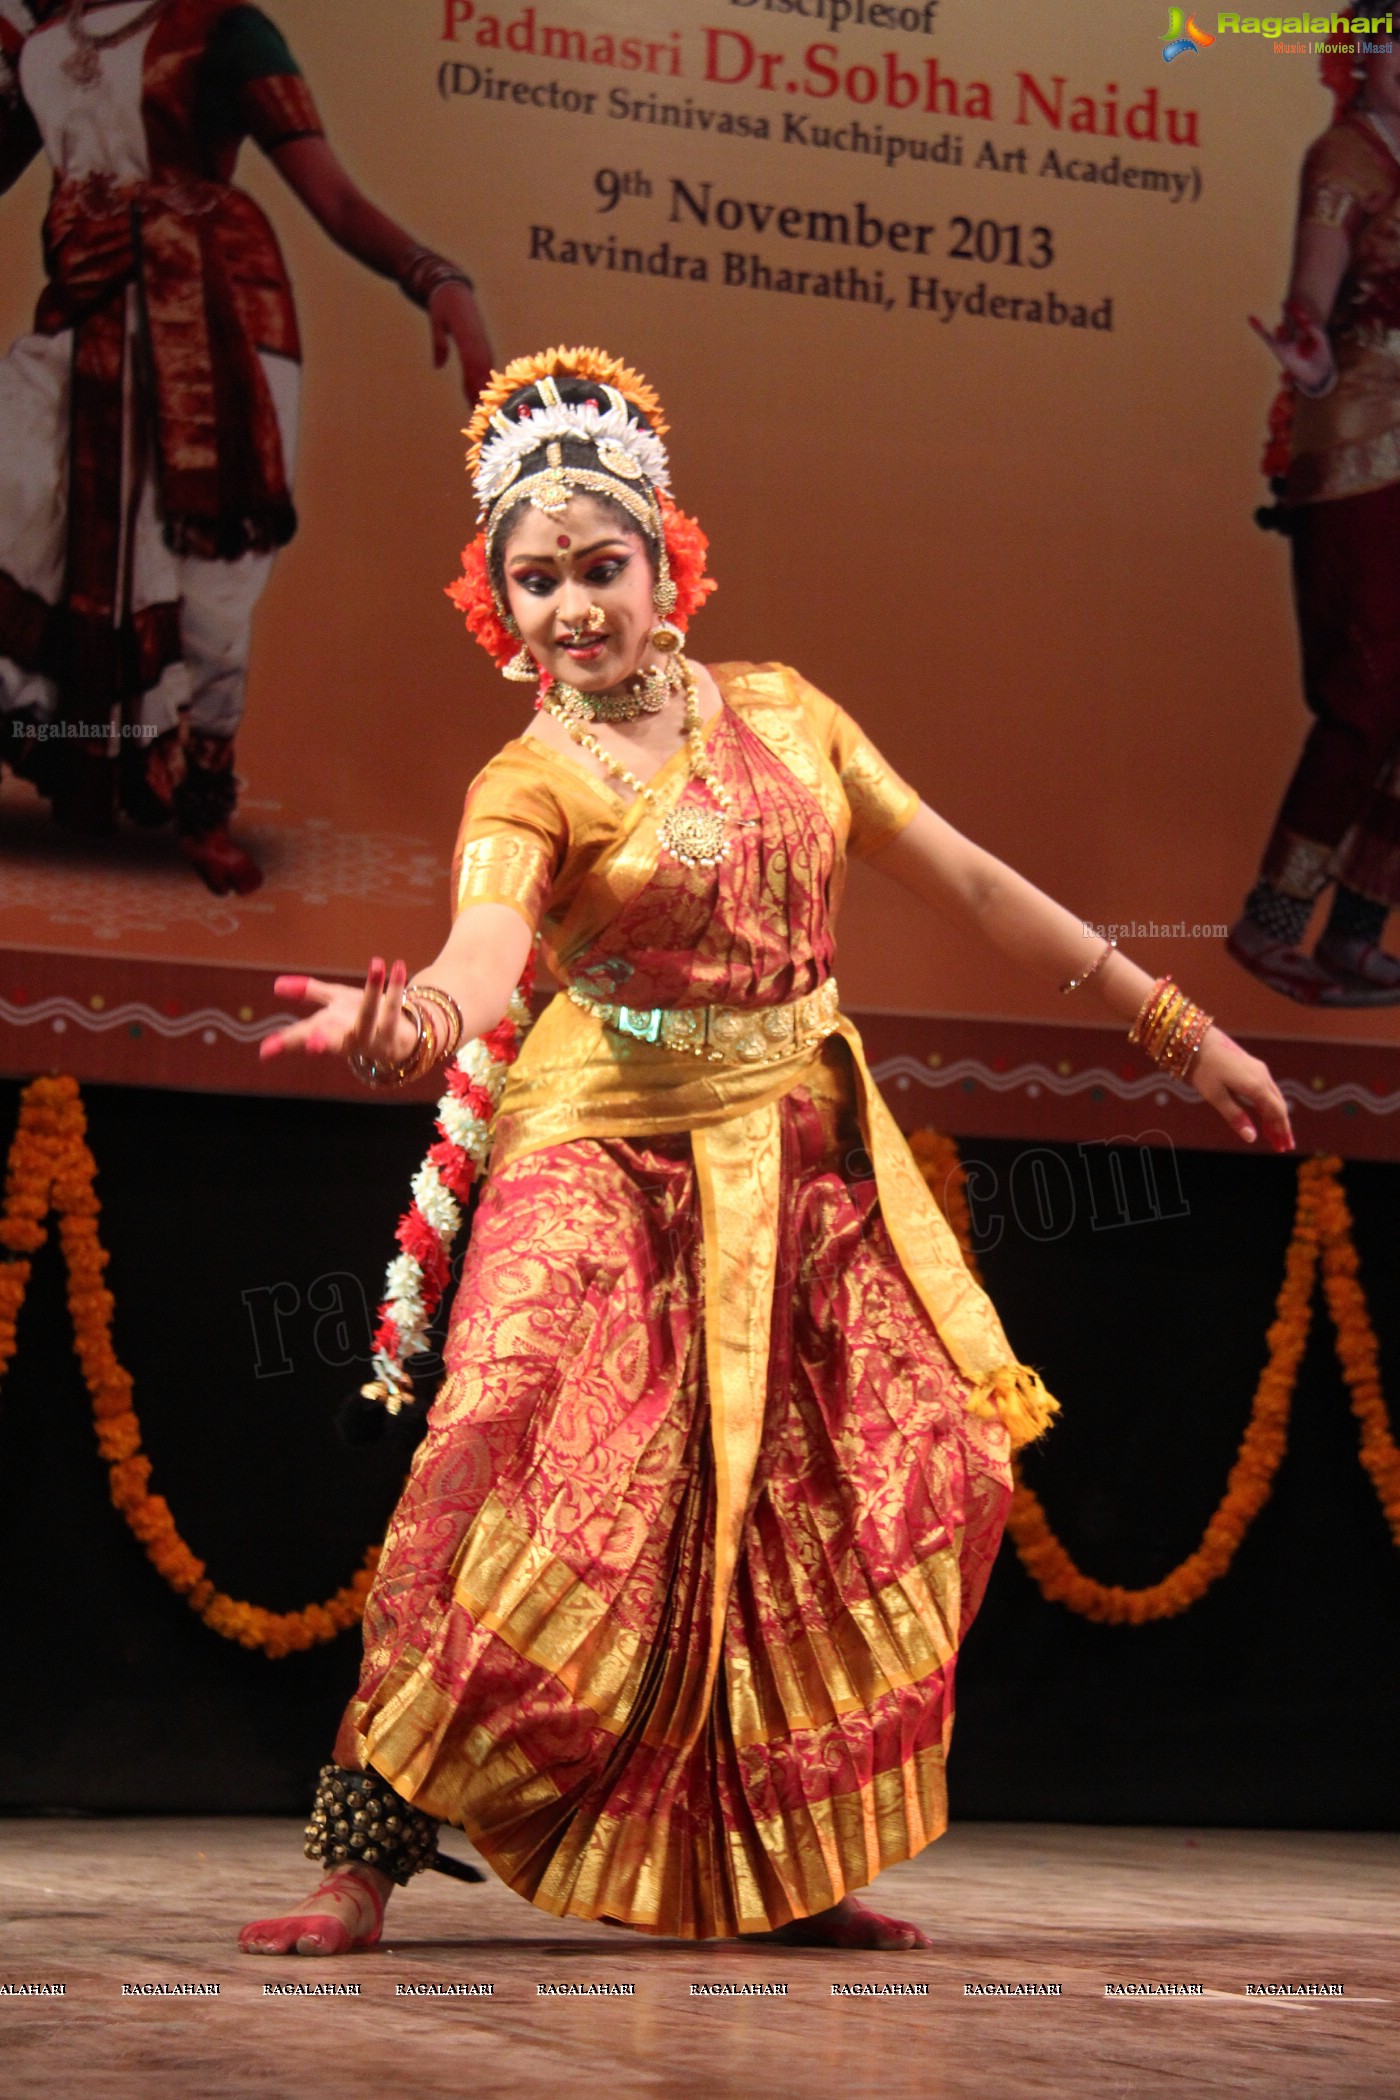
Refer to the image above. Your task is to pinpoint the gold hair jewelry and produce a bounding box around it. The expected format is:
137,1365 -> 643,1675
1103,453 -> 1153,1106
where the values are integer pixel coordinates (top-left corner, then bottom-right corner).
485,465 -> 660,561
530,441 -> 574,517
542,660 -> 732,868
1060,937 -> 1117,996
464,349 -> 668,480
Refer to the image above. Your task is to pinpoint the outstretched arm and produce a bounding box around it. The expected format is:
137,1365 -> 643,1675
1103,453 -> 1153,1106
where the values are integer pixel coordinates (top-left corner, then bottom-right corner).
260,902 -> 532,1071
869,803 -> 1295,1151
268,134 -> 493,401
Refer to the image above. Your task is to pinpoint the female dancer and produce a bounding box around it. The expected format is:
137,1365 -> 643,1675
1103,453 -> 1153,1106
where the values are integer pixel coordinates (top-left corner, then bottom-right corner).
241,348 -> 1293,1955
0,0 -> 490,893
1234,35 -> 1400,1002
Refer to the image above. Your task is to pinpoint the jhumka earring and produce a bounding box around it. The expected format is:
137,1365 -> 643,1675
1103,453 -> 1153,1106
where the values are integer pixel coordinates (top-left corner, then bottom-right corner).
499,609 -> 539,684
649,551 -> 684,655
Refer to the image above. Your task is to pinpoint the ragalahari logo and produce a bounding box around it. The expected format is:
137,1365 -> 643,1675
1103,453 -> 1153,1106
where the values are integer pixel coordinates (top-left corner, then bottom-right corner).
1162,8 -> 1217,57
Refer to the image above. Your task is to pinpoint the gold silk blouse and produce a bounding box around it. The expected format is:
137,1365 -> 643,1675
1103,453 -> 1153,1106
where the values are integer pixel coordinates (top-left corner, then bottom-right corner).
447,660 -> 1057,1453
1290,114 -> 1400,505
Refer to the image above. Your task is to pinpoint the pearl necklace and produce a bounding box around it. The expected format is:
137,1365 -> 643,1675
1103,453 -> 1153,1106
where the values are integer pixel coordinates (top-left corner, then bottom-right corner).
543,660 -> 733,869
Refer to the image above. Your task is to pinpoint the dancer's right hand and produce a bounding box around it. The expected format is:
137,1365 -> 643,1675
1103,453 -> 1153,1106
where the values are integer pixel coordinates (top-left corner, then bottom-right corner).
259,958 -> 416,1066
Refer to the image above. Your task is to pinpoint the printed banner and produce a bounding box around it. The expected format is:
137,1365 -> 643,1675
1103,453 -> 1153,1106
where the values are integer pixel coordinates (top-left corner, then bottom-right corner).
0,0 -> 1396,1139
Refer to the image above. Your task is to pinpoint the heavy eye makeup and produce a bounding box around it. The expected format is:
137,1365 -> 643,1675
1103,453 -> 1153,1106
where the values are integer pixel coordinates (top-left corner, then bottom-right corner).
508,549 -> 635,597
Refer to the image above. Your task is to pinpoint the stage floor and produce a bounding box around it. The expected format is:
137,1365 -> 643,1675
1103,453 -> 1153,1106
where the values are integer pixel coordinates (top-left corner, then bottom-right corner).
2,1819 -> 1395,2098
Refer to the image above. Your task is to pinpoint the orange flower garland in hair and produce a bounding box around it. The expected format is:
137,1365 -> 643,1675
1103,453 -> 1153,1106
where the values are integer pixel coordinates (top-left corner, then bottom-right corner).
1,1076 -> 378,1659
911,1133 -> 1400,1623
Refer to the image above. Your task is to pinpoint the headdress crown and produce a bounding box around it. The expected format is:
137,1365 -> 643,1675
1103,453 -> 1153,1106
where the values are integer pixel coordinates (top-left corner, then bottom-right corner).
464,347 -> 670,521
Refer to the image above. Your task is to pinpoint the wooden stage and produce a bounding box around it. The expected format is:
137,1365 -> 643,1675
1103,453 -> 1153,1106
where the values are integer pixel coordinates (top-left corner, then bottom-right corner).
2,1820 -> 1394,2098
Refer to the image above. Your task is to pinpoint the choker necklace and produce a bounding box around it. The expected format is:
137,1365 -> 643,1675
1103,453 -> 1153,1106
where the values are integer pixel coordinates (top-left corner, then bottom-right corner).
63,0 -> 172,87
543,659 -> 732,869
551,657 -> 683,724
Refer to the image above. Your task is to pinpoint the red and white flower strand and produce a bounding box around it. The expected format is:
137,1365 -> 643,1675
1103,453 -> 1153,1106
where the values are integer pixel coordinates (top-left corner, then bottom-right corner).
365,964 -> 534,1413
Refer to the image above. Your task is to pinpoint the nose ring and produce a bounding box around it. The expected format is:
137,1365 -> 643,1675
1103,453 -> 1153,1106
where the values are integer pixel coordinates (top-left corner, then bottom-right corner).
565,603 -> 608,642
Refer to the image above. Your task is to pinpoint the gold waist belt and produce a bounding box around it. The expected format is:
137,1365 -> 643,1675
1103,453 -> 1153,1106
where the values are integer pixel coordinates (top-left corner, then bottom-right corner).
566,977 -> 841,1065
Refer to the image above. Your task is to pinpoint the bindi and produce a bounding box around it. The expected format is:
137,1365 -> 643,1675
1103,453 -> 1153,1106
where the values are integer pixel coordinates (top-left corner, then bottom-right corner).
557,535 -> 571,549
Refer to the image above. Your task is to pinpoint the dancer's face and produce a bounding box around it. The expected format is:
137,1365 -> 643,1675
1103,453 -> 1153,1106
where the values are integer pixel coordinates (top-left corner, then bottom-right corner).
1362,50 -> 1400,117
502,496 -> 658,691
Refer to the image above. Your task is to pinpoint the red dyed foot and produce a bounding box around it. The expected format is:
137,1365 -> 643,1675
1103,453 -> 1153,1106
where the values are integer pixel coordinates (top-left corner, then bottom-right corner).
765,1896 -> 933,1951
238,1868 -> 386,1957
179,825 -> 264,896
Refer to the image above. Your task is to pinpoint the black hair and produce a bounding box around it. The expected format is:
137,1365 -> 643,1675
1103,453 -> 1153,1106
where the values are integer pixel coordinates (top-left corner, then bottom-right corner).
486,377 -> 661,597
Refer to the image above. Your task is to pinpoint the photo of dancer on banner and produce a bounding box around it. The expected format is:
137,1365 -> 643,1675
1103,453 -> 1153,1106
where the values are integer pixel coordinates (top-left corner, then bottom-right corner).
0,0 -> 490,896
1235,22 -> 1400,1005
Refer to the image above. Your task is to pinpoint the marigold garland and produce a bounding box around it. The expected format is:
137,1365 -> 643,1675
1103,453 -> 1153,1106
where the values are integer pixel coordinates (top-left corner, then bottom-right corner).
0,1076 -> 378,1659
911,1133 -> 1400,1623
1315,1158 -> 1400,1551
462,345 -> 669,471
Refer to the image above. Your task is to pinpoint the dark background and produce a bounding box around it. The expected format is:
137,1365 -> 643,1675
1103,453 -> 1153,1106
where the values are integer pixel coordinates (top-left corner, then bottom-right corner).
2,1079 -> 1397,1827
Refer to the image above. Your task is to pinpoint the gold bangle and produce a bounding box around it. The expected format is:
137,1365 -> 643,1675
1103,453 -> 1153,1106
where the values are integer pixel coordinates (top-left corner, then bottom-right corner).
396,998 -> 442,1085
407,983 -> 465,1064
1162,1008 -> 1213,1080
1127,976 -> 1213,1079
1144,988 -> 1187,1061
1128,977 -> 1174,1050
1060,937 -> 1117,996
346,1002 -> 429,1090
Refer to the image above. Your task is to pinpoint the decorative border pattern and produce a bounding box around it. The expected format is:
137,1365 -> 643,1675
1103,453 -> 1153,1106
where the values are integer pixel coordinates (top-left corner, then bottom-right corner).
0,946 -> 1397,1148
0,992 -> 287,1044
869,1054 -> 1400,1120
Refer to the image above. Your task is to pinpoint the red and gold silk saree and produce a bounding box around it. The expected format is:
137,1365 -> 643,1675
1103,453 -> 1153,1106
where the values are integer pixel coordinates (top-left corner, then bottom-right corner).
336,664 -> 1054,1939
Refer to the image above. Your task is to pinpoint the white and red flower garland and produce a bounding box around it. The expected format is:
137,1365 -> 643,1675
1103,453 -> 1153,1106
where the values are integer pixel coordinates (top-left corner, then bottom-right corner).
366,963 -> 534,1412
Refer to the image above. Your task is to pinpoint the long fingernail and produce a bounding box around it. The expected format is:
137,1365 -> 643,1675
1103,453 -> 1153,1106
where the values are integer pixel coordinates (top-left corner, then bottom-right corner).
1243,1126 -> 1257,1143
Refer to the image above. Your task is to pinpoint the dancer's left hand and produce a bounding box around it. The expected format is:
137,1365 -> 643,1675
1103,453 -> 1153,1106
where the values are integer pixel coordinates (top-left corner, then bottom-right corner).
1190,1029 -> 1295,1151
429,282 -> 494,402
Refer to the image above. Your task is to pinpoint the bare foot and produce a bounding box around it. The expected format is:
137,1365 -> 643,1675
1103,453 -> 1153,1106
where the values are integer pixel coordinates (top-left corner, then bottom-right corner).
238,1865 -> 391,1956
763,1895 -> 933,1951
